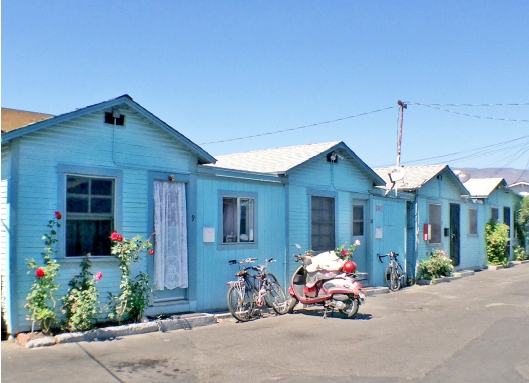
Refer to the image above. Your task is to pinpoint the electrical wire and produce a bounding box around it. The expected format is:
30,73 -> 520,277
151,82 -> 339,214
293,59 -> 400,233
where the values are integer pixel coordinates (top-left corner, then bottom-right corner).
406,102 -> 529,123
199,105 -> 398,145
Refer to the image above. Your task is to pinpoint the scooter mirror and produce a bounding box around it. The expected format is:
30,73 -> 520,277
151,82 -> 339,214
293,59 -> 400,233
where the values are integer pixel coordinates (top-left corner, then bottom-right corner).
295,244 -> 301,250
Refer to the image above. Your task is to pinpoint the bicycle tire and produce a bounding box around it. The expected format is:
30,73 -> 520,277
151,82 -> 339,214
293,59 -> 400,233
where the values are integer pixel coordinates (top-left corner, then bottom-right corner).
227,284 -> 256,322
387,266 -> 401,291
267,281 -> 289,315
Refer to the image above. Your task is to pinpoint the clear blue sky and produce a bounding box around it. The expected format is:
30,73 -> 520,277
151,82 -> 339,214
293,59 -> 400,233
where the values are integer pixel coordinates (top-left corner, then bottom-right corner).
2,1 -> 528,169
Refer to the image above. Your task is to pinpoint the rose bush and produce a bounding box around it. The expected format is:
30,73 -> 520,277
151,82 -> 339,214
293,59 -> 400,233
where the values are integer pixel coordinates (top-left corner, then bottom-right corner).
417,249 -> 453,280
107,233 -> 154,324
61,257 -> 103,332
334,240 -> 361,261
25,212 -> 62,334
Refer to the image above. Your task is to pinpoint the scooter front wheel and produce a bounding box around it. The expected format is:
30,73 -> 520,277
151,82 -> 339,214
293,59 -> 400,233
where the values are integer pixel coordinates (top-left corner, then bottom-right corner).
337,295 -> 359,318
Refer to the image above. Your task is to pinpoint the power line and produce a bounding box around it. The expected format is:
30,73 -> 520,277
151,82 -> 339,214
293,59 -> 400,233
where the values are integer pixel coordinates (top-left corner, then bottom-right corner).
199,106 -> 398,145
406,102 -> 529,123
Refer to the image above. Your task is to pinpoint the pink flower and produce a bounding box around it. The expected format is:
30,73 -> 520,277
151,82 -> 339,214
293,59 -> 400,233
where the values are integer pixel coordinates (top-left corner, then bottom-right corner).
54,211 -> 62,220
95,272 -> 103,280
111,232 -> 123,242
149,249 -> 155,256
35,268 -> 45,278
355,240 -> 361,246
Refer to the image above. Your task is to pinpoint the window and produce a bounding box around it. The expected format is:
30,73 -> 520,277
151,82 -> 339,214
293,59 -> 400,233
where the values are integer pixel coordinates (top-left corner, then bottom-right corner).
353,204 -> 364,236
429,203 -> 441,243
222,197 -> 255,243
311,196 -> 335,251
491,207 -> 499,222
469,208 -> 478,235
66,176 -> 115,256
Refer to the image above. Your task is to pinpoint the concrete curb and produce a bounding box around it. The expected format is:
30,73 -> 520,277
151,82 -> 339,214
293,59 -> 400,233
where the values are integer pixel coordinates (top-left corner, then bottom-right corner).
24,314 -> 220,349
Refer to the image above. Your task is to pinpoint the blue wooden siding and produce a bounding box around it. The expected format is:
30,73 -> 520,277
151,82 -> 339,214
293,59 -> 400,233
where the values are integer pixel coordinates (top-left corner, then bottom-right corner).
371,196 -> 407,286
286,155 -> 376,281
195,174 -> 286,311
4,107 -> 203,333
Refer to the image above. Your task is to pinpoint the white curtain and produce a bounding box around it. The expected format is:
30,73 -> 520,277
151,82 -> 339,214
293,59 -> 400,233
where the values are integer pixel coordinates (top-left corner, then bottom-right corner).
153,181 -> 188,290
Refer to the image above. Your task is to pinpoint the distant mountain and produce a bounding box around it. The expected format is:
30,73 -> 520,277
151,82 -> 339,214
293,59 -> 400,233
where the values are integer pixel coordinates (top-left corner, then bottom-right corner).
457,168 -> 529,185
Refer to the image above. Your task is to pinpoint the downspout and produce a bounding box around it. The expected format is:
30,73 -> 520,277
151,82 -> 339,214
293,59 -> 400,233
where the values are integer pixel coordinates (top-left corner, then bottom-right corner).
413,189 -> 419,281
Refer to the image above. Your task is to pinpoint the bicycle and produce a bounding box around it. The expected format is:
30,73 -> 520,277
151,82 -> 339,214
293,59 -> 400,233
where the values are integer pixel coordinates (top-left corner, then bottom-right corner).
377,251 -> 405,291
226,258 -> 289,322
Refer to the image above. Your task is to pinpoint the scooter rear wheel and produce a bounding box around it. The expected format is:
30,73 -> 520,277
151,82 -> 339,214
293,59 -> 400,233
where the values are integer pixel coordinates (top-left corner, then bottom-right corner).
337,295 -> 359,318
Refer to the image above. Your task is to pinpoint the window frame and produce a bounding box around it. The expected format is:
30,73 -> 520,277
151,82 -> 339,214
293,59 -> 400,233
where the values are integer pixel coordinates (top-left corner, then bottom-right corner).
491,207 -> 499,222
57,165 -> 123,261
310,195 -> 336,252
428,203 -> 442,244
218,191 -> 258,249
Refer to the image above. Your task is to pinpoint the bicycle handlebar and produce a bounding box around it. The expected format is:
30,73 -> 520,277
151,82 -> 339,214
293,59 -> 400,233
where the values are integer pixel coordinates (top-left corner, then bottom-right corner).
377,252 -> 399,263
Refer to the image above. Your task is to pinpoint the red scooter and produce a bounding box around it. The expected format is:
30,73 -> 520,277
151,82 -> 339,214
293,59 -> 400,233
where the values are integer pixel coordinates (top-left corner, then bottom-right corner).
286,246 -> 365,318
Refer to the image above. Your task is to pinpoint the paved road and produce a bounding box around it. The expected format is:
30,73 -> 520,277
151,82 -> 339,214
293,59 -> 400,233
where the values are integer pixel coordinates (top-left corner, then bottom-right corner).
3,264 -> 529,383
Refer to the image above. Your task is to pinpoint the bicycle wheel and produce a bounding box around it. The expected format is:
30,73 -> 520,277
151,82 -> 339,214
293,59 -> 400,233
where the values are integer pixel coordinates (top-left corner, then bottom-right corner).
337,295 -> 359,318
386,267 -> 401,291
267,281 -> 289,315
227,285 -> 255,322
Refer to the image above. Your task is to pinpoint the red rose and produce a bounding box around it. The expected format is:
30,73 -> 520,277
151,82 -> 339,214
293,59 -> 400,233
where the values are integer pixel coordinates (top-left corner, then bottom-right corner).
117,235 -> 123,242
95,272 -> 103,280
35,268 -> 45,278
54,211 -> 62,220
149,249 -> 155,256
111,232 -> 121,241
341,249 -> 348,256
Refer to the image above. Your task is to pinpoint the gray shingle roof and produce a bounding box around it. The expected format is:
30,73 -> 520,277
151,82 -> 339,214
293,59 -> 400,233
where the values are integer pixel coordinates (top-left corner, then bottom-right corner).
208,142 -> 342,174
374,164 -> 448,191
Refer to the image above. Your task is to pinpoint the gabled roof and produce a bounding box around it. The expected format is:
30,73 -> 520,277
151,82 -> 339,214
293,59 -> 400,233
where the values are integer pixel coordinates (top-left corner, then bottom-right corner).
463,178 -> 508,198
374,164 -> 469,194
1,95 -> 216,164
208,141 -> 385,185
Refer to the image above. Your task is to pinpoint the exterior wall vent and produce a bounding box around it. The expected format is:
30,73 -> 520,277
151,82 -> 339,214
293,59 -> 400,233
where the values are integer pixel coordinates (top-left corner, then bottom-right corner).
105,112 -> 125,126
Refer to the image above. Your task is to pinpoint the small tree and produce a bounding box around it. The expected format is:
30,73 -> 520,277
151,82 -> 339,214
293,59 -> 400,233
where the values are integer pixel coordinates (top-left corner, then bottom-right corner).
485,220 -> 510,266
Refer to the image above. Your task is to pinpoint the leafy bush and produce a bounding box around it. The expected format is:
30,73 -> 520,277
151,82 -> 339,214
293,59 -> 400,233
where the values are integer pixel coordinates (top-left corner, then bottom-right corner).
107,233 -> 154,324
485,220 -> 510,266
25,212 -> 62,334
513,245 -> 528,261
61,257 -> 102,332
417,249 -> 453,280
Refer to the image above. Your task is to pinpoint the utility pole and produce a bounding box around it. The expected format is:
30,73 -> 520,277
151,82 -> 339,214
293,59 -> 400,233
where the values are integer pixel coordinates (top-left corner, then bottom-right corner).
396,100 -> 407,168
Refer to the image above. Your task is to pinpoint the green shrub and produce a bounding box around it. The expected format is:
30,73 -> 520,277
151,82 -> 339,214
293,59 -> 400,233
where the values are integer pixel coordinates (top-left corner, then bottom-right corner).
417,249 -> 453,280
485,220 -> 510,266
61,257 -> 102,332
513,245 -> 528,261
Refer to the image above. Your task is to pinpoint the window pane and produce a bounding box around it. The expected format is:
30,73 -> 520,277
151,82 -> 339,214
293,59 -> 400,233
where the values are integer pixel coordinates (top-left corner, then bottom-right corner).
311,196 -> 335,251
353,205 -> 364,236
67,177 -> 89,194
469,208 -> 477,235
239,198 -> 255,242
223,198 -> 237,243
91,197 -> 112,214
429,204 -> 441,243
66,219 -> 112,256
491,208 -> 499,222
67,197 -> 88,213
91,179 -> 113,196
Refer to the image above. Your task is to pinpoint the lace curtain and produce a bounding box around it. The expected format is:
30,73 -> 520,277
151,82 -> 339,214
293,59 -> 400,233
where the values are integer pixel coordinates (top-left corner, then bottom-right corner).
153,181 -> 188,290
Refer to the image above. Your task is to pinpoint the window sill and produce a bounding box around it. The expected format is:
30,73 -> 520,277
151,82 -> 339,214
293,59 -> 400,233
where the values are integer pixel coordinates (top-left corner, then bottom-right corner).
59,256 -> 118,264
